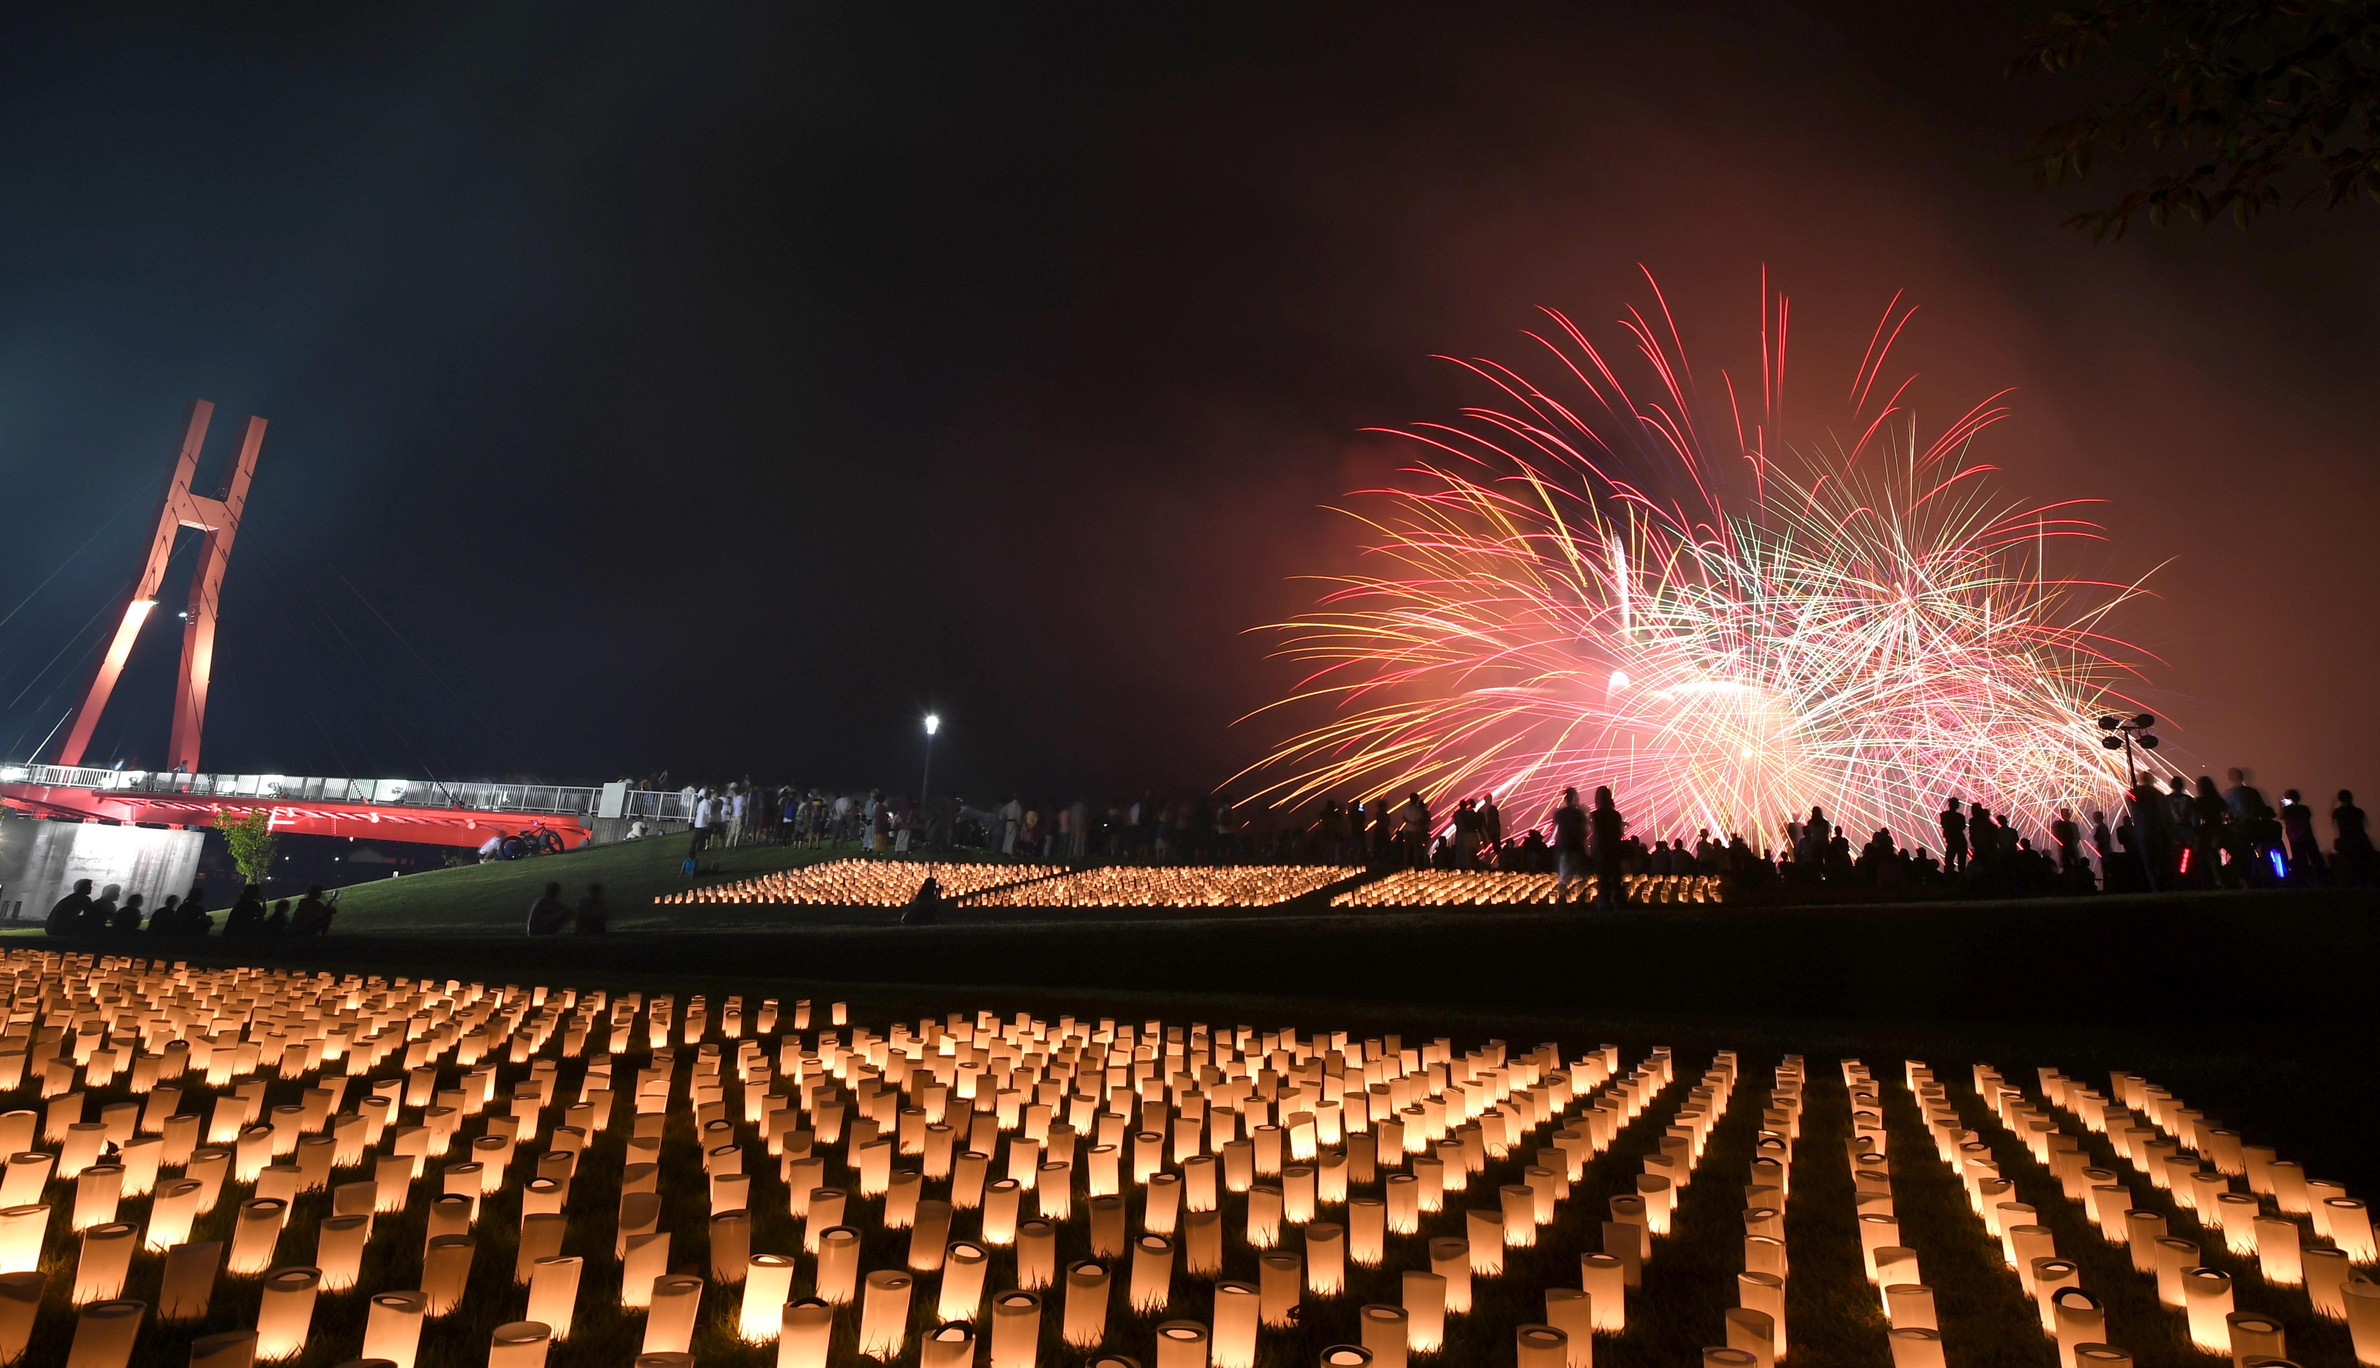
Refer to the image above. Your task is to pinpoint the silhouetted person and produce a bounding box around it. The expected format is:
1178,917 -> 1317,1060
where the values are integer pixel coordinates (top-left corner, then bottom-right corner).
2336,790 -> 2374,887
526,882 -> 571,935
110,894 -> 144,934
2088,811 -> 2114,889
2279,790 -> 2326,884
45,880 -> 93,936
290,886 -> 335,936
175,889 -> 213,935
575,884 -> 611,934
260,900 -> 290,934
2191,776 -> 2231,887
2050,807 -> 2082,876
147,895 -> 180,933
1939,797 -> 1968,875
901,876 -> 945,926
1550,787 -> 1589,901
1591,786 -> 1628,909
224,886 -> 266,936
87,884 -> 120,932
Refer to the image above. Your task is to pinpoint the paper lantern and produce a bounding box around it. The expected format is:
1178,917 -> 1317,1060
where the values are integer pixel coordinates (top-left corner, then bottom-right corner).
1516,1324 -> 1567,1368
1130,1235 -> 1174,1313
1738,1272 -> 1786,1357
780,1299 -> 834,1368
71,1165 -> 121,1233
255,1266 -> 320,1360
489,1320 -> 551,1368
742,1254 -> 796,1342
1307,1223 -> 1346,1296
1725,1308 -> 1775,1368
1884,1283 -> 1935,1331
1459,1208 -> 1507,1280
2152,1238 -> 2200,1308
527,1256 -> 582,1340
1543,1289 -> 1592,1368
1400,1270 -> 1445,1352
1355,1304 -> 1408,1368
1212,1280 -> 1260,1368
983,1180 -> 1022,1246
2030,1259 -> 2081,1331
228,1199 -> 287,1277
1185,1209 -> 1224,1276
1887,1327 -> 1946,1368
65,1298 -> 144,1368
2308,1248 -> 2353,1319
939,1241 -> 989,1321
2226,1312 -> 2285,1364
1428,1237 -> 1472,1314
1247,1186 -> 1283,1249
2050,1287 -> 2103,1368
423,1234 -> 475,1315
2345,1280 -> 2380,1366
315,1215 -> 369,1292
989,1290 -> 1042,1368
2182,1268 -> 2234,1353
919,1322 -> 976,1368
2331,1200 -> 2379,1264
1581,1252 -> 1627,1330
70,1221 -> 135,1306
0,1271 -> 43,1360
643,1275 -> 703,1355
362,1290 -> 428,1368
1061,1261 -> 1110,1348
1153,1320 -> 1210,1368
1259,1252 -> 1302,1328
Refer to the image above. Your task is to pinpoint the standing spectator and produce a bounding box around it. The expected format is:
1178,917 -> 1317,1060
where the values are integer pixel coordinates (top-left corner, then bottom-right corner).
998,795 -> 1024,856
2335,790 -> 2374,887
1549,789 -> 1588,900
2050,806 -> 2083,876
1938,797 -> 1969,875
1590,786 -> 1629,909
2279,790 -> 2326,884
1480,793 -> 1504,862
688,790 -> 716,860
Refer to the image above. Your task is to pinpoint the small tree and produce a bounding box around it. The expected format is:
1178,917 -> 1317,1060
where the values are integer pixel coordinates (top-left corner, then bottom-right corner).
214,810 -> 278,889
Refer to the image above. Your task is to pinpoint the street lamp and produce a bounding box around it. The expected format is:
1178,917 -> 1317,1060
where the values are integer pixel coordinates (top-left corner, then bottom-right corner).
2099,711 -> 2161,892
2096,712 -> 2160,787
921,714 -> 940,809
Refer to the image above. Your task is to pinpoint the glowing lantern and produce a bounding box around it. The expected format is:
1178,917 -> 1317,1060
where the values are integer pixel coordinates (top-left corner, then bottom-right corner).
65,1298 -> 145,1368
742,1254 -> 796,1342
187,1330 -> 256,1368
1062,1262 -> 1109,1348
1153,1320 -> 1210,1368
1887,1328 -> 1946,1368
939,1241 -> 989,1321
423,1234 -> 475,1315
366,1294 -> 433,1368
1212,1280 -> 1260,1368
1131,1235 -> 1175,1313
815,1227 -> 860,1305
254,1266 -> 320,1360
1359,1303 -> 1408,1368
489,1320 -> 552,1368
2182,1268 -> 2233,1354
644,1275 -> 703,1355
73,1223 -> 136,1305
1516,1324 -> 1567,1368
989,1290 -> 1042,1368
0,1271 -> 43,1360
780,1298 -> 834,1368
919,1322 -> 976,1368
526,1256 -> 582,1340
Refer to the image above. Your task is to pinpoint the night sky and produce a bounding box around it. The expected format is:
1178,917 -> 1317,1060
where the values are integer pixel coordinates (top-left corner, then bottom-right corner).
2,3 -> 2374,808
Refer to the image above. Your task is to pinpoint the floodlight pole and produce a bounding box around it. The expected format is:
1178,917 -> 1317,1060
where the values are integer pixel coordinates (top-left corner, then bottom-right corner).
921,714 -> 940,808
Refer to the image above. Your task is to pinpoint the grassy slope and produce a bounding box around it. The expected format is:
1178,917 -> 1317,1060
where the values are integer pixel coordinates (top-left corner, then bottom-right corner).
321,838 -> 842,934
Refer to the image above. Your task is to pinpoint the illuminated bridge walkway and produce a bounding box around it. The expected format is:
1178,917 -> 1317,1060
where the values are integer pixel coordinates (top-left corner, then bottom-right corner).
0,762 -> 694,848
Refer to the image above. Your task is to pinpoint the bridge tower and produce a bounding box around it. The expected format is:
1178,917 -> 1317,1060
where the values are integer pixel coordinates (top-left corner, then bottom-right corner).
54,400 -> 266,774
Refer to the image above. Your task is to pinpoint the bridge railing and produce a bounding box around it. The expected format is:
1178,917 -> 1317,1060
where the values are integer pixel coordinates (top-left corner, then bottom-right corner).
0,762 -> 627,818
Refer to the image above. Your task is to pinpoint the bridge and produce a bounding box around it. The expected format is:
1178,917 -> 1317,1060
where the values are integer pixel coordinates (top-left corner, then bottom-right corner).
1,402 -> 677,851
0,763 -> 704,848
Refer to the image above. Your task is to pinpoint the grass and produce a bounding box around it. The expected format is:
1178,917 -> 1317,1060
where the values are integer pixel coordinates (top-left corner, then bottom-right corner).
318,837 -> 840,934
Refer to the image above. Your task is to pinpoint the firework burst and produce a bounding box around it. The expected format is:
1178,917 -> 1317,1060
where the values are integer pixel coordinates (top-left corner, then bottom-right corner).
1242,273 -> 2161,848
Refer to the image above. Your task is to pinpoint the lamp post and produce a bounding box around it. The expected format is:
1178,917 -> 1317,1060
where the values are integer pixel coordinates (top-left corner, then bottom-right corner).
921,714 -> 940,808
2098,712 -> 2160,890
2096,712 -> 2159,788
